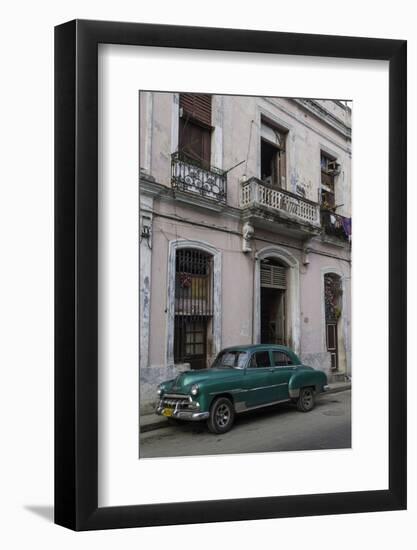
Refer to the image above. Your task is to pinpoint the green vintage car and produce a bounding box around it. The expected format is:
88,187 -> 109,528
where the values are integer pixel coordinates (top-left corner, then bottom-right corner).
156,344 -> 329,433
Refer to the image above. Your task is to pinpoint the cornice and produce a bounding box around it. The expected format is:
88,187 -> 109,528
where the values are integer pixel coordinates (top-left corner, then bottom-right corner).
293,99 -> 352,140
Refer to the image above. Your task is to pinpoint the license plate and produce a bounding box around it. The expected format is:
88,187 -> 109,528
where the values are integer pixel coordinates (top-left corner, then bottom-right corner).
162,408 -> 174,417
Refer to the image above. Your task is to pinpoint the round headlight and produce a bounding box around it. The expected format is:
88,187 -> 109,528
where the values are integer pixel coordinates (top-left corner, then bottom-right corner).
190,384 -> 199,396
157,385 -> 163,396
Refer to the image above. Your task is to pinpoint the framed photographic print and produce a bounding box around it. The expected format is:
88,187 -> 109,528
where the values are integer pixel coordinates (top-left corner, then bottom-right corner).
55,20 -> 406,530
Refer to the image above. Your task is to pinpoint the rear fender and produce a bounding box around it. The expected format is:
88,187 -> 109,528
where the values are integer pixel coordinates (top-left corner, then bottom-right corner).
288,370 -> 328,399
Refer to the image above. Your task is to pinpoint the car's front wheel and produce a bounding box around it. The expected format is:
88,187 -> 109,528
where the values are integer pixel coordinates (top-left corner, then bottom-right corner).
207,397 -> 235,434
297,387 -> 315,412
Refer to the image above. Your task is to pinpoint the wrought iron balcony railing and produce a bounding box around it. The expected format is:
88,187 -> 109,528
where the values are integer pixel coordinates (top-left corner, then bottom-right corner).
321,210 -> 351,241
240,177 -> 320,226
171,152 -> 227,203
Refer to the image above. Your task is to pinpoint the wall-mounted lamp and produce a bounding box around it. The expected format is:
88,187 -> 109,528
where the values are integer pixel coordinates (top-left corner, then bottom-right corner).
140,216 -> 152,249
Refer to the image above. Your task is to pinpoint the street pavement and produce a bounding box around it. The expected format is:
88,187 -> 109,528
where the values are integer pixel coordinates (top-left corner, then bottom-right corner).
139,389 -> 351,458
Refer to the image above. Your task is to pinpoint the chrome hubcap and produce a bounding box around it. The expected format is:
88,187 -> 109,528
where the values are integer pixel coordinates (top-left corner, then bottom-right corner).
303,391 -> 313,407
215,404 -> 230,427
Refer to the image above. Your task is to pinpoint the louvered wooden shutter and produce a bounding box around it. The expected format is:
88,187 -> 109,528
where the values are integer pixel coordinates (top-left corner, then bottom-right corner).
180,93 -> 212,126
178,118 -> 211,167
260,264 -> 287,289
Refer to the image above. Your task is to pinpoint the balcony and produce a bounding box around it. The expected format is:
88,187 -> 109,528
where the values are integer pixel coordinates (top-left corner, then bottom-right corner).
240,177 -> 321,237
171,152 -> 227,209
321,210 -> 351,243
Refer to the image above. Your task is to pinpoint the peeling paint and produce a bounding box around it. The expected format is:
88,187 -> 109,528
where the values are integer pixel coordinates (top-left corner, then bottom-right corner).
291,170 -> 313,200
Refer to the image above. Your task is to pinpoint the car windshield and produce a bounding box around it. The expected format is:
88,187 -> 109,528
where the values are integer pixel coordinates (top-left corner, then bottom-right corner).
212,351 -> 249,369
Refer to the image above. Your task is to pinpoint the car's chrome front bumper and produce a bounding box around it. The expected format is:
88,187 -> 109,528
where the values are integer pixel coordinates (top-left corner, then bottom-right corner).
156,394 -> 209,421
156,405 -> 209,421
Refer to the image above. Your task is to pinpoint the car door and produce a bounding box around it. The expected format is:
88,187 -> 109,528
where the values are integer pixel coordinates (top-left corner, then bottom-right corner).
243,350 -> 276,408
268,350 -> 297,401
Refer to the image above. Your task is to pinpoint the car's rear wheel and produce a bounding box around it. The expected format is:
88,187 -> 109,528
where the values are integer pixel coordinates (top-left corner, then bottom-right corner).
297,387 -> 315,412
207,397 -> 235,434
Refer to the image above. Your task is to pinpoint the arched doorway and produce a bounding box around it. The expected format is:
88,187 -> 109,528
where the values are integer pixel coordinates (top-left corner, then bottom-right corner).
254,246 -> 300,353
260,258 -> 287,345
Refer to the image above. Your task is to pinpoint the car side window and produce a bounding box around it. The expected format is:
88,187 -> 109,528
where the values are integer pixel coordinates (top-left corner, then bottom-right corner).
272,351 -> 293,367
250,351 -> 271,368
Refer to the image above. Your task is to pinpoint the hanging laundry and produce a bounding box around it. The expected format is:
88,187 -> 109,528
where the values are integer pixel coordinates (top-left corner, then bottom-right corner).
341,216 -> 352,237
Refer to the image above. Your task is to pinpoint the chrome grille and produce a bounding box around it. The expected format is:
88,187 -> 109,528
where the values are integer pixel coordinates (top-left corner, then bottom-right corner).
161,394 -> 191,410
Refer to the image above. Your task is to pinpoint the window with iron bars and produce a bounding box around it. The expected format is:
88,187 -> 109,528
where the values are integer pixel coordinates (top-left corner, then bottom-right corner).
174,249 -> 213,370
324,273 -> 342,371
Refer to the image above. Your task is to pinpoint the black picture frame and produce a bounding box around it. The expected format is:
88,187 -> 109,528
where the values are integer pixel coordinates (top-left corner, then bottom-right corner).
55,19 -> 407,531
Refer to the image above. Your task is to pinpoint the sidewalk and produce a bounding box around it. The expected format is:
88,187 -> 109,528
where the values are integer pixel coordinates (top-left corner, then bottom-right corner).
140,412 -> 170,433
139,381 -> 351,434
325,381 -> 351,394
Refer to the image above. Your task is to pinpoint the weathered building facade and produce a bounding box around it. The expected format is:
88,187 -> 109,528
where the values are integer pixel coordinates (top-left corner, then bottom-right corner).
139,92 -> 351,410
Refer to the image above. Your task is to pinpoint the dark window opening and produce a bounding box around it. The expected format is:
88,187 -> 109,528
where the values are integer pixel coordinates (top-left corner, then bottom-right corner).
321,152 -> 340,210
260,121 -> 287,187
326,323 -> 337,350
178,93 -> 212,170
260,258 -> 287,345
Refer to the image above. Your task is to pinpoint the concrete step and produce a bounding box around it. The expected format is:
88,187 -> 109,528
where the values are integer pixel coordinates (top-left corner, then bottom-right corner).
324,381 -> 351,394
328,372 -> 351,383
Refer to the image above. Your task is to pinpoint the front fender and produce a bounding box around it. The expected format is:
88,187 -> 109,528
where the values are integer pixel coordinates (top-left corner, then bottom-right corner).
197,386 -> 236,412
288,369 -> 328,399
196,384 -> 241,412
195,389 -> 211,413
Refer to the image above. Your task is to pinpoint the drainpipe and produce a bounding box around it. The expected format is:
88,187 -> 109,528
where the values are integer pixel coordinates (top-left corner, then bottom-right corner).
252,252 -> 259,345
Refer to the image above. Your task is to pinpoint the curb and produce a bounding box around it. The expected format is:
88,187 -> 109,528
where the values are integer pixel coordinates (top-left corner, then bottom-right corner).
324,383 -> 351,395
140,384 -> 352,434
140,417 -> 169,433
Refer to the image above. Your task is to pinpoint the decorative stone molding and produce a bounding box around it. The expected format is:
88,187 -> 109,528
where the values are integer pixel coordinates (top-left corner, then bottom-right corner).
242,222 -> 254,252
